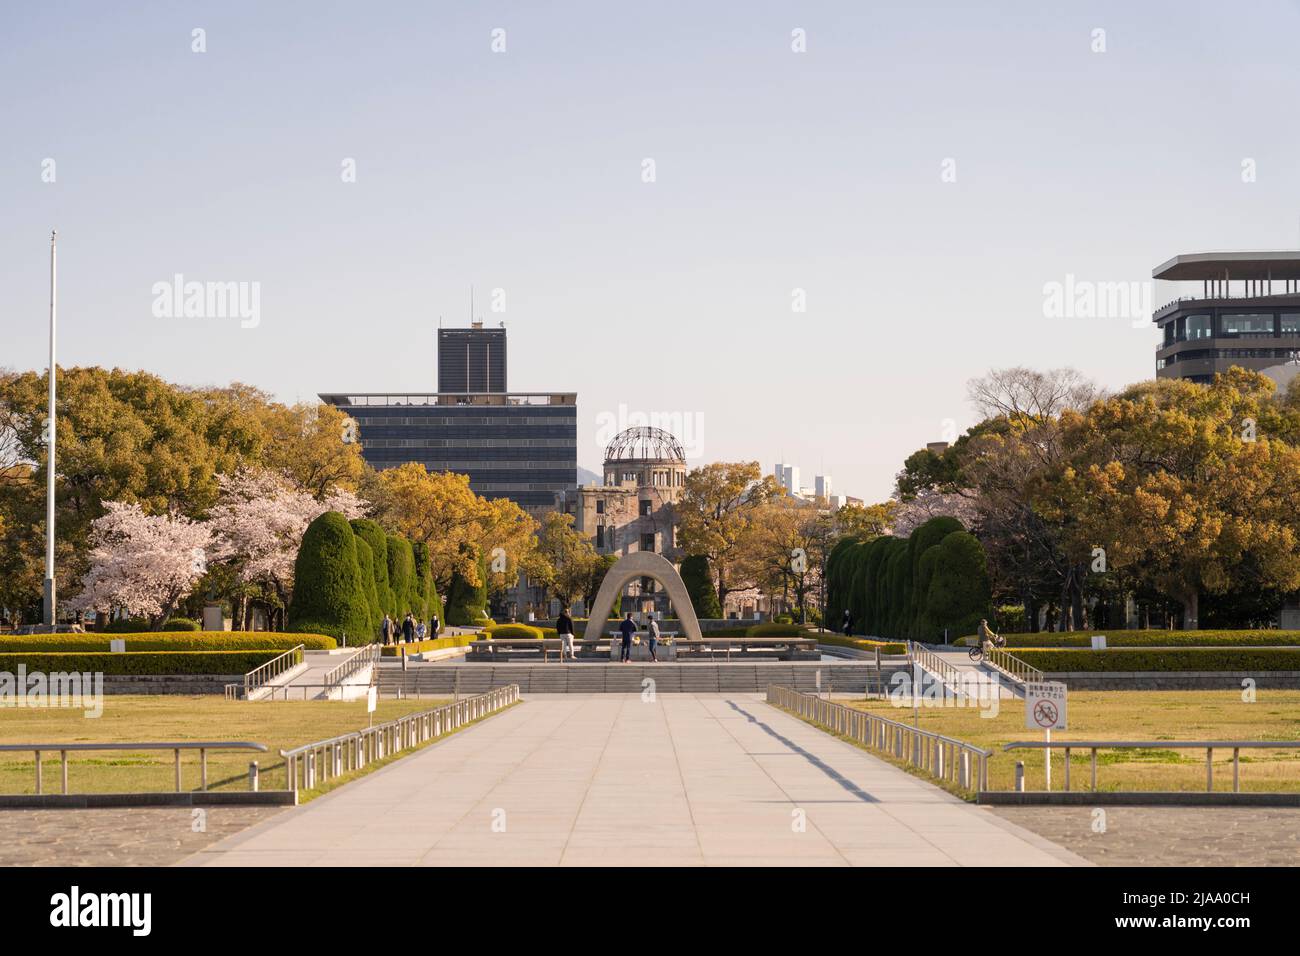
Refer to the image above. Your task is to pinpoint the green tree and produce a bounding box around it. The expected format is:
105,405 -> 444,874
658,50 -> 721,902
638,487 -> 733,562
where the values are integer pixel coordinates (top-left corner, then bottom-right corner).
350,519 -> 394,618
680,554 -> 723,618
287,511 -> 371,641
676,461 -> 782,610
924,531 -> 992,639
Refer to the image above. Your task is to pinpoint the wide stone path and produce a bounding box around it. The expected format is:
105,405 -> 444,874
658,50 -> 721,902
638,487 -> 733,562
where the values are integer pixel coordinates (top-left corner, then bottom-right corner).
185,694 -> 1087,867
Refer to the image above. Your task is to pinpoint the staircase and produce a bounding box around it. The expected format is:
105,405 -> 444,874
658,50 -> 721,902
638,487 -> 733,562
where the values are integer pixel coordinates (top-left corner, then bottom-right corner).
377,661 -> 909,696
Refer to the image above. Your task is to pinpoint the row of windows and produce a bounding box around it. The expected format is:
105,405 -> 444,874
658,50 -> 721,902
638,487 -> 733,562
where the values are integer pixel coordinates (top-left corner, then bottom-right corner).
1162,312 -> 1300,346
366,455 -> 574,470
1157,348 -> 1300,369
358,437 -> 575,449
352,413 -> 574,426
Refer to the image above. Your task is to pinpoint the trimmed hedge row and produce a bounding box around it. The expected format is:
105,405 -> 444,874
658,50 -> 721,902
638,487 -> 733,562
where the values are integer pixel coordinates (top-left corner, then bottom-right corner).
0,632 -> 335,653
481,624 -> 544,640
826,518 -> 991,643
1001,630 -> 1300,649
746,623 -> 805,637
379,635 -> 473,657
0,651 -> 283,675
818,634 -> 908,656
1013,648 -> 1300,672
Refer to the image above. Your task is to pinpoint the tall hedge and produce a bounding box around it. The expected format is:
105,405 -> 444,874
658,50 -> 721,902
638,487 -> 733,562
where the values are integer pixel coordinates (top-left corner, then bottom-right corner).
924,531 -> 992,639
824,518 -> 988,643
907,516 -> 965,637
412,541 -> 445,628
350,519 -> 395,618
446,552 -> 489,626
387,536 -> 417,618
681,554 -> 722,619
287,511 -> 371,642
352,536 -> 382,638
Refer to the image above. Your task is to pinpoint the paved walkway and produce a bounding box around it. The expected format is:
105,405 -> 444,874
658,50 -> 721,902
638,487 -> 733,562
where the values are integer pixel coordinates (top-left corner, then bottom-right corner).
185,694 -> 1086,866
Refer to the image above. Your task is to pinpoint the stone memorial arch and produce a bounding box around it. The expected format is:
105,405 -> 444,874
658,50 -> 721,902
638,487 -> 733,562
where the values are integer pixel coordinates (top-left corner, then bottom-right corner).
582,551 -> 703,643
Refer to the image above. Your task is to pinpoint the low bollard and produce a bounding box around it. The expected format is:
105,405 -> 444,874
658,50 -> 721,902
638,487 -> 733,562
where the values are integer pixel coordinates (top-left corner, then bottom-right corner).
1015,761 -> 1025,792
248,760 -> 259,792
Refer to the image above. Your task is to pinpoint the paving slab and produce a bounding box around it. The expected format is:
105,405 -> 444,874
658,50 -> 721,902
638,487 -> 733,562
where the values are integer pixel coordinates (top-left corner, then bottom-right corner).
183,693 -> 1088,867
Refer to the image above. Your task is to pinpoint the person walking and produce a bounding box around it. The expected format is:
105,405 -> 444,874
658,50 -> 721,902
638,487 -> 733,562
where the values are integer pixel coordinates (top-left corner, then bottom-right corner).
402,612 -> 414,643
430,611 -> 440,636
647,616 -> 661,663
415,619 -> 426,641
557,606 -> 576,662
618,612 -> 637,663
842,609 -> 853,638
380,613 -> 393,645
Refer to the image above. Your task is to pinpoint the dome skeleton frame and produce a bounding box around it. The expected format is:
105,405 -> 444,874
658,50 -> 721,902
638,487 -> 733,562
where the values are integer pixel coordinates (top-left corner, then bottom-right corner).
603,426 -> 685,463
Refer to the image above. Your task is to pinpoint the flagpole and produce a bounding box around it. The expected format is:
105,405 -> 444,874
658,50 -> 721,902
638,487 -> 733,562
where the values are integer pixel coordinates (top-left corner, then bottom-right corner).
43,230 -> 57,629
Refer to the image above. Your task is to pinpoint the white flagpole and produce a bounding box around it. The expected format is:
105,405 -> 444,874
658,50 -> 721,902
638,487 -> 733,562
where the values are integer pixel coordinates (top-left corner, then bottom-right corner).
43,230 -> 57,628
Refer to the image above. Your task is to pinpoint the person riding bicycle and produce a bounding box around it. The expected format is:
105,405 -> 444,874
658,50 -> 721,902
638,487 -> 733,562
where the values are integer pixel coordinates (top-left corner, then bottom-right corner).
977,618 -> 1002,653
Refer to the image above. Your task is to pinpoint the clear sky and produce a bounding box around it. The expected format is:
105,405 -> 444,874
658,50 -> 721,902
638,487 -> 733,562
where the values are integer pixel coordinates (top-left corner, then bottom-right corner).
5,1 -> 1300,501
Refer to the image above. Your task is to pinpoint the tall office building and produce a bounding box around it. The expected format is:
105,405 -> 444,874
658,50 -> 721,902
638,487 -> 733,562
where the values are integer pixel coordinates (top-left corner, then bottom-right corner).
1154,251 -> 1300,384
437,322 -> 506,393
815,474 -> 832,500
322,323 -> 575,513
781,464 -> 800,497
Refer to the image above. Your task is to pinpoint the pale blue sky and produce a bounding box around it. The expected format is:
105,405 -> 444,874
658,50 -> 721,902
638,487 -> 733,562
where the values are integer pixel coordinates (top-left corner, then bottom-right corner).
5,1 -> 1300,501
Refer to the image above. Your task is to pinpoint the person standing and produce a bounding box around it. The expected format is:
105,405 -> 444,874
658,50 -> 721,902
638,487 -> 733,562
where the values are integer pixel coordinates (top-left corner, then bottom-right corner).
618,612 -> 637,663
647,616 -> 661,663
430,611 -> 440,636
402,612 -> 415,643
842,609 -> 853,638
416,619 -> 426,641
380,613 -> 393,645
557,606 -> 576,662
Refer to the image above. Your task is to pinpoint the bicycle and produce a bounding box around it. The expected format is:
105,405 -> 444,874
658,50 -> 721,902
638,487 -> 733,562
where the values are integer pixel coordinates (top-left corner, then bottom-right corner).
967,633 -> 1006,663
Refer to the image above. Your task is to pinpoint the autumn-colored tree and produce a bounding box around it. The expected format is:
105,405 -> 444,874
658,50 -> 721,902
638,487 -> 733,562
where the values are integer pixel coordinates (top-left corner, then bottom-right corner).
1054,370 -> 1300,629
524,512 -> 598,607
676,461 -> 782,609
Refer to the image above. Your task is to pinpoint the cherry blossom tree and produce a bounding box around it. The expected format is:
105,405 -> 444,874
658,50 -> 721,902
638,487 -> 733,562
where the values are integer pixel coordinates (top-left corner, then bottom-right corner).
69,501 -> 215,629
207,468 -> 366,628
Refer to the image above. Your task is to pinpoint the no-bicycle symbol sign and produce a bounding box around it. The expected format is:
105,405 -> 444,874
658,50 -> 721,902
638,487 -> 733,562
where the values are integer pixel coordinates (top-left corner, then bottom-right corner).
1024,681 -> 1068,730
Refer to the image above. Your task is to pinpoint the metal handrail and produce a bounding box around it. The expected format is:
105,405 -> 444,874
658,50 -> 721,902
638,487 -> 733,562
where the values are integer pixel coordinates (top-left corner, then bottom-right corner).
906,641 -> 966,694
323,643 -> 381,690
767,685 -> 991,793
280,684 -> 519,793
1003,739 -> 1300,794
984,646 -> 1043,685
229,644 -> 305,700
0,741 -> 267,795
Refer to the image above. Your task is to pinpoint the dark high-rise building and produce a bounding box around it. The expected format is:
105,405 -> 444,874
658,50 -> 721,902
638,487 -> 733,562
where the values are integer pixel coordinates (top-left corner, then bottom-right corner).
317,391 -> 577,512
321,321 -> 575,513
437,323 -> 506,393
1154,252 -> 1300,383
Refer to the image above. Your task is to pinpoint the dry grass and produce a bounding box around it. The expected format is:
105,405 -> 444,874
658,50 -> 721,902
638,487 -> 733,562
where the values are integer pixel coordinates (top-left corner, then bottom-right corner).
0,696 -> 445,795
847,690 -> 1300,792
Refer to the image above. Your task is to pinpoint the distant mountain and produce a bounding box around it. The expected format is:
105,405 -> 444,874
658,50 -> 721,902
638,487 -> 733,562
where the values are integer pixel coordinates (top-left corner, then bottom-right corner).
576,466 -> 602,487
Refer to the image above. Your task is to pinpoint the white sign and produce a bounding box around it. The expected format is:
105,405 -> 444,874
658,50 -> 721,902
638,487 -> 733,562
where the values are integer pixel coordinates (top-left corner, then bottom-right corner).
367,686 -> 378,714
1090,635 -> 1107,650
109,639 -> 126,653
1024,681 -> 1068,730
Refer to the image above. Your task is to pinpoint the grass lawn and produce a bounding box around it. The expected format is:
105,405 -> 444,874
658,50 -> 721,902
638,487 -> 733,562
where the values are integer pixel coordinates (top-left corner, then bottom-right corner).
0,696 -> 446,795
846,690 -> 1300,793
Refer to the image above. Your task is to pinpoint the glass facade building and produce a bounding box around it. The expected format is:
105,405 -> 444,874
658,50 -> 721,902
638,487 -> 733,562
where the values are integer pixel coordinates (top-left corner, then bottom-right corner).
319,392 -> 577,512
437,326 -> 506,393
1153,252 -> 1300,383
